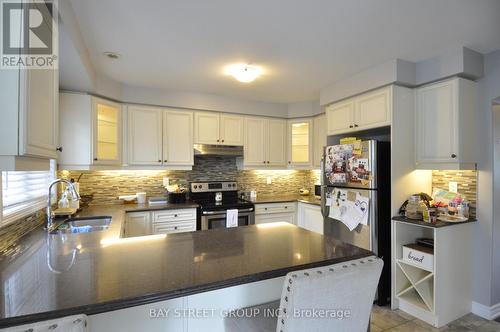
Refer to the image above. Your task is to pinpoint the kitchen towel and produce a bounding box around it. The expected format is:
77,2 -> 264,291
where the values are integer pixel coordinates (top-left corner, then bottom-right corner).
226,209 -> 238,228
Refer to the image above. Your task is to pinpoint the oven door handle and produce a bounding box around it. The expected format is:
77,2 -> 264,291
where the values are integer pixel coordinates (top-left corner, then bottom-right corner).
202,208 -> 254,215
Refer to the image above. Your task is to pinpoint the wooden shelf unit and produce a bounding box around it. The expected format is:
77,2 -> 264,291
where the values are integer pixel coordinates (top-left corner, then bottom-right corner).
391,219 -> 473,328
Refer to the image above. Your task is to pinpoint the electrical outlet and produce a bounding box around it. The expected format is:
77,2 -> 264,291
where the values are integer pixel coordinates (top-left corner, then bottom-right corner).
449,181 -> 458,193
266,176 -> 272,185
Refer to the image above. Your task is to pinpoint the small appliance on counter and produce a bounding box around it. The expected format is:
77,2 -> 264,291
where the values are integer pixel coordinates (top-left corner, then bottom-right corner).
314,185 -> 321,198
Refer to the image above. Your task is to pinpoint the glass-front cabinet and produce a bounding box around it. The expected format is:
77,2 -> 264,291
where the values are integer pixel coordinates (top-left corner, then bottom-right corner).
93,98 -> 122,165
288,119 -> 313,167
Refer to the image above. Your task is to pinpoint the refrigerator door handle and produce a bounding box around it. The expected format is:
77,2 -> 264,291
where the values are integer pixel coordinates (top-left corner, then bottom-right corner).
320,186 -> 329,217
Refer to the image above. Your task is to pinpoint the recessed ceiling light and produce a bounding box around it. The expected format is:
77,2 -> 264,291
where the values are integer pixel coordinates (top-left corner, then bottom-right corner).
103,52 -> 121,60
224,64 -> 262,83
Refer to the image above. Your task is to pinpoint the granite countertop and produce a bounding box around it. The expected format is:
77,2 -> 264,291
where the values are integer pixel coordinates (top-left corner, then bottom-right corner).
392,215 -> 477,228
246,194 -> 321,206
0,204 -> 371,328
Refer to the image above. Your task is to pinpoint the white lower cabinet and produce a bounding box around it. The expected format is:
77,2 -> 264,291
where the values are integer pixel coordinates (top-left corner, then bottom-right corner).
124,212 -> 151,237
297,202 -> 323,234
124,208 -> 196,237
255,202 -> 296,225
152,209 -> 196,234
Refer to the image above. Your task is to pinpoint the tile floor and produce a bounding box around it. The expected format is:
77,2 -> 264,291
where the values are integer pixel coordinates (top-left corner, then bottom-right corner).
371,306 -> 500,331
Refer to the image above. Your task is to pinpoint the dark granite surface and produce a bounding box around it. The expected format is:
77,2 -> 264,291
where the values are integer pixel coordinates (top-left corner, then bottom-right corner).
246,194 -> 321,206
0,204 -> 371,328
393,215 -> 477,228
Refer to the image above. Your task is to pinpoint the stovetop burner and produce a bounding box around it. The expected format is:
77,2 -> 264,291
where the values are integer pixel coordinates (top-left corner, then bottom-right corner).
189,181 -> 254,211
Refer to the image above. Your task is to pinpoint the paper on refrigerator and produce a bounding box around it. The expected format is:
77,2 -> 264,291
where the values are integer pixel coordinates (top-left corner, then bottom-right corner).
328,188 -> 370,231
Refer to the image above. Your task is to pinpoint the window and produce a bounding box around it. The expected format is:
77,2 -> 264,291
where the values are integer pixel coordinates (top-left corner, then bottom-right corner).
1,162 -> 55,224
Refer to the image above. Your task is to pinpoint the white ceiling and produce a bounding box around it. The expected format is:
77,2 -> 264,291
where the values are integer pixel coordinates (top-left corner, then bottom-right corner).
67,0 -> 500,103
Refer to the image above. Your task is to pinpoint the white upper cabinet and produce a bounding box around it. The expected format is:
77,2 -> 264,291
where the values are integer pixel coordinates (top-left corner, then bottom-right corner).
93,98 -> 122,165
128,106 -> 163,165
326,100 -> 354,135
287,119 -> 313,168
194,111 -> 244,146
0,69 -> 59,170
313,114 -> 327,168
244,117 -> 286,168
415,78 -> 477,169
127,107 -> 193,167
220,114 -> 244,146
163,110 -> 194,165
355,87 -> 391,130
326,86 -> 392,135
194,112 -> 220,144
244,117 -> 267,166
59,93 -> 122,169
267,119 -> 287,167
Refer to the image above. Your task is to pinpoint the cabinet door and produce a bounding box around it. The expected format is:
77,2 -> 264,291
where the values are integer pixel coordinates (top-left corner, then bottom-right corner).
354,87 -> 391,130
326,100 -> 354,135
164,110 -> 194,165
19,68 -> 58,159
125,212 -> 151,237
267,119 -> 287,167
194,112 -> 220,144
127,106 -> 163,165
220,114 -> 244,146
313,114 -> 327,168
92,98 -> 122,165
416,80 -> 458,164
288,119 -> 312,167
244,117 -> 267,166
255,213 -> 295,225
298,203 -> 323,234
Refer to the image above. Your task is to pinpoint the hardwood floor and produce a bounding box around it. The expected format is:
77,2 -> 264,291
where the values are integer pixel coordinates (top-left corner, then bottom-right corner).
371,306 -> 500,331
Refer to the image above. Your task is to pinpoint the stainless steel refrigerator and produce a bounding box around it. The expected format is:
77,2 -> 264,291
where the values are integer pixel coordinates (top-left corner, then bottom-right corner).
321,139 -> 391,305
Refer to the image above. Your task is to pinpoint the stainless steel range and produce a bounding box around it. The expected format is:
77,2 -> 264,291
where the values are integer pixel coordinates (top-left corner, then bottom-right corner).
189,181 -> 255,230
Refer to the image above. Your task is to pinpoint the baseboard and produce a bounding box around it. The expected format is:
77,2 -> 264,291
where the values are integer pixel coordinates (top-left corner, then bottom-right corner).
471,301 -> 500,320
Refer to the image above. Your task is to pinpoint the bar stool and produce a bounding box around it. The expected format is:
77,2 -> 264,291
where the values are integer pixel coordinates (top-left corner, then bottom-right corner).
224,256 -> 383,332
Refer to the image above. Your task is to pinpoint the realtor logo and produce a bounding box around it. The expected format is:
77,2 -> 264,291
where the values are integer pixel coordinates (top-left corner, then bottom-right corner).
1,0 -> 58,69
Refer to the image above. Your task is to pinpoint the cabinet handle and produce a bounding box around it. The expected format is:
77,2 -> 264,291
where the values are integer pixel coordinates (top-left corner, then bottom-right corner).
222,139 -> 224,143
285,206 -> 288,209
158,159 -> 162,163
93,158 -> 98,161
174,214 -> 178,217
354,124 -> 359,127
164,160 -> 167,163
56,146 -> 63,152
263,161 -> 266,164
451,154 -> 457,159
174,226 -> 178,230
217,139 -> 220,142
288,161 -> 291,164
349,125 -> 353,128
266,161 -> 270,164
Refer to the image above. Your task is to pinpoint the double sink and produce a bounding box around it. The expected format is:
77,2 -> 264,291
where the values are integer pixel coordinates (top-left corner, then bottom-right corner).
52,216 -> 112,234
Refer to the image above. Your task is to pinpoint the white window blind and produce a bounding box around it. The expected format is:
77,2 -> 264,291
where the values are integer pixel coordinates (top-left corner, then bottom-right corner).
1,162 -> 55,223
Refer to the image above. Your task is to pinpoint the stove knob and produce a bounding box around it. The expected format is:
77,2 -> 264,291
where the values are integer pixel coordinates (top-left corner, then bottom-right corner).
194,185 -> 198,189
199,185 -> 203,189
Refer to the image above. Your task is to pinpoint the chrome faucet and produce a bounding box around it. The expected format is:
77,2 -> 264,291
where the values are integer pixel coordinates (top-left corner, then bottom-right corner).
47,179 -> 80,231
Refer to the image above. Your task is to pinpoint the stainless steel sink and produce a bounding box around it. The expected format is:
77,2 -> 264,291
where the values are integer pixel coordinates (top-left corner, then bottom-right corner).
53,216 -> 112,234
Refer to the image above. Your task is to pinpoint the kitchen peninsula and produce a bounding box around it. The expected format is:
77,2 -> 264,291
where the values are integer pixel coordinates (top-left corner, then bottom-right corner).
0,205 -> 371,330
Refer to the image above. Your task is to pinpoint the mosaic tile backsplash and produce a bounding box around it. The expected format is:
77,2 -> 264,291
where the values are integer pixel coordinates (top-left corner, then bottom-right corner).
59,156 -> 318,205
432,170 -> 477,217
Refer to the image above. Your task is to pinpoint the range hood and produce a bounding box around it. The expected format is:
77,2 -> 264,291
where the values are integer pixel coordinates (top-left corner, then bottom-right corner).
193,144 -> 243,156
